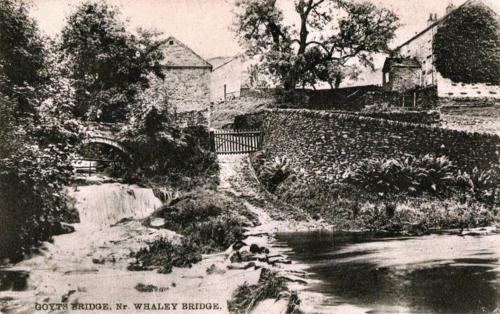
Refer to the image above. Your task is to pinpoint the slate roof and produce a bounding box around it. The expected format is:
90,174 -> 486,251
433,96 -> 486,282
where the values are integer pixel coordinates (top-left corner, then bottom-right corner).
383,57 -> 421,72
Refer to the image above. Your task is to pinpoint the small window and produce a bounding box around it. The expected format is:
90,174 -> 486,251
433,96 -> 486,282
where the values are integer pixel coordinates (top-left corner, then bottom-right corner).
169,40 -> 174,45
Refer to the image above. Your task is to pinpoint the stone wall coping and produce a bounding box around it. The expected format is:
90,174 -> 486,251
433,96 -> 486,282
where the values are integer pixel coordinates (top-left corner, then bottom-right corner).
250,108 -> 500,140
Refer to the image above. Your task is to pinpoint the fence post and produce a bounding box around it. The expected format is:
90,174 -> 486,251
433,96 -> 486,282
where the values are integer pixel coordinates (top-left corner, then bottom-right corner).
209,131 -> 215,152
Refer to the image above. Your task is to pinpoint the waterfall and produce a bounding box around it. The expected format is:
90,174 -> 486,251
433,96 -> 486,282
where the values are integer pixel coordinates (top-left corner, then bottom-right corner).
67,183 -> 163,229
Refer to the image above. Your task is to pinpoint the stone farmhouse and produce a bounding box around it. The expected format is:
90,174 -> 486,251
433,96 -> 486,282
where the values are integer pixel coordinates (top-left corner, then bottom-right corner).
161,36 -> 212,112
382,0 -> 500,99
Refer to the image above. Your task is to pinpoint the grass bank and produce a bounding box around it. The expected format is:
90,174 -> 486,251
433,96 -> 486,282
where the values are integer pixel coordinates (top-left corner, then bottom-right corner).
250,151 -> 500,235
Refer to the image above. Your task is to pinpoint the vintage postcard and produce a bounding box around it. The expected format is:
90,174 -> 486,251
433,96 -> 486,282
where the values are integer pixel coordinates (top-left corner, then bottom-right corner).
0,0 -> 499,313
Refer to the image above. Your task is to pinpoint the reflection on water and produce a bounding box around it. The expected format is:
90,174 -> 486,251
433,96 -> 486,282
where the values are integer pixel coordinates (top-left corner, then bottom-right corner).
276,231 -> 500,314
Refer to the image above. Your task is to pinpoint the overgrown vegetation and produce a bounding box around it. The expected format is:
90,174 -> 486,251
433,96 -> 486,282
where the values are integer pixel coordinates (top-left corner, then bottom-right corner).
119,82 -> 218,188
130,190 -> 256,271
60,2 -> 166,122
233,0 -> 399,90
433,2 -> 500,84
150,190 -> 254,252
0,0 -> 215,262
227,269 -> 300,314
0,1 -> 83,261
128,238 -> 202,273
251,151 -> 499,233
344,155 -> 456,197
252,155 -> 293,193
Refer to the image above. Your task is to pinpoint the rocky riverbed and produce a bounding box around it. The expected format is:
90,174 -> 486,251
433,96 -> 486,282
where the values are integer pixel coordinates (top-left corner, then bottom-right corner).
0,155 -> 329,314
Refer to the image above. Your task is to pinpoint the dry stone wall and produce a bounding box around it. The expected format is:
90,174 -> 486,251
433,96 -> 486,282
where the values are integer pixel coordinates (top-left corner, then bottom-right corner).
246,109 -> 499,184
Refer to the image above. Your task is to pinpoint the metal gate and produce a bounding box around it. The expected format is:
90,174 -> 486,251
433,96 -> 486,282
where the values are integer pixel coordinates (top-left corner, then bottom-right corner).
210,130 -> 263,154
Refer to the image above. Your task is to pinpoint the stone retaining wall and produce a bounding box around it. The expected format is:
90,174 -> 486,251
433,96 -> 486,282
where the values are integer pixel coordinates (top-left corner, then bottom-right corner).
241,109 -> 499,184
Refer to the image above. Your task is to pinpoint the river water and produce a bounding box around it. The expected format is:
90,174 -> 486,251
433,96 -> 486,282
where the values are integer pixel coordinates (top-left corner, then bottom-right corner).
276,231 -> 500,314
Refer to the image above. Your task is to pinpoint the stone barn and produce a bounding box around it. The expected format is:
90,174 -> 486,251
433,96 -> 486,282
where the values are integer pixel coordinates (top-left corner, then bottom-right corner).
382,57 -> 422,92
161,36 -> 212,112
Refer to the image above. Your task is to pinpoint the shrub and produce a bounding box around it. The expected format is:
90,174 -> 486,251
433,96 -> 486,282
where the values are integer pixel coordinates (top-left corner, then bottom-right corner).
343,154 -> 456,197
149,190 -> 251,253
129,238 -> 202,273
227,269 -> 288,313
455,166 -> 499,205
186,215 -> 246,253
120,102 -> 218,186
0,97 -> 82,261
233,113 -> 264,130
254,155 -> 293,193
157,197 -> 222,231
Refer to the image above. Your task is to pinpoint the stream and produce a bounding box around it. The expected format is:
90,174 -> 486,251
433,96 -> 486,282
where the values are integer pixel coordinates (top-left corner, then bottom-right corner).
276,231 -> 500,314
0,180 -> 259,314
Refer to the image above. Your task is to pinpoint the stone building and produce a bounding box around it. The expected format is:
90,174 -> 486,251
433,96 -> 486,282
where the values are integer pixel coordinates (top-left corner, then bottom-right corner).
161,36 -> 212,112
382,0 -> 500,98
382,57 -> 421,92
208,55 -> 245,102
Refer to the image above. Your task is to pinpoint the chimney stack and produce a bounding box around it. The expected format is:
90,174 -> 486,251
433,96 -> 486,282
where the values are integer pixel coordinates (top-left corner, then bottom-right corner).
446,3 -> 456,14
427,13 -> 436,26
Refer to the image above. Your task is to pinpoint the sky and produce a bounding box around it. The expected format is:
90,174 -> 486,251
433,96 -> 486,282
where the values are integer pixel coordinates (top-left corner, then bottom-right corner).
28,0 -> 499,85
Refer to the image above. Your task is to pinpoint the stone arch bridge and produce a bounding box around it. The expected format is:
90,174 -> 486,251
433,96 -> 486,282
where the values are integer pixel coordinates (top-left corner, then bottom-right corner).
73,123 -> 133,175
82,122 -> 131,158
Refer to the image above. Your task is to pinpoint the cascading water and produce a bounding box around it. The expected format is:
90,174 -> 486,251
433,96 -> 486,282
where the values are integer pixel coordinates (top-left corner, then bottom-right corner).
67,183 -> 163,229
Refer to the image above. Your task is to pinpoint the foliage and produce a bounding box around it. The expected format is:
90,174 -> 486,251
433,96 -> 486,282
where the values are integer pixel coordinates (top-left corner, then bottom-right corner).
433,3 -> 500,84
233,0 -> 399,90
149,189 -> 251,253
0,0 -> 46,114
185,216 -> 246,253
227,269 -> 288,313
354,199 -> 495,233
120,96 -> 218,184
0,4 -> 84,261
455,166 -> 499,205
129,238 -> 202,273
253,153 -> 293,193
343,155 -> 455,197
0,96 -> 81,260
251,148 -> 498,232
60,2 -> 166,122
155,191 -> 223,230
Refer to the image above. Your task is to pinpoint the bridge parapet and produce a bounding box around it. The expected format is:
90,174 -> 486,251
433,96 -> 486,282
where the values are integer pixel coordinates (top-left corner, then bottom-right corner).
80,122 -> 132,160
83,122 -> 124,139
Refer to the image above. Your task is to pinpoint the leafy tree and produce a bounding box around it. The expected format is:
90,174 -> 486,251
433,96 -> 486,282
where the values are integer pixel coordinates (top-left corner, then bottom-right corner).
60,2 -> 165,122
0,2 -> 83,260
233,0 -> 398,90
433,3 -> 500,84
0,0 -> 46,114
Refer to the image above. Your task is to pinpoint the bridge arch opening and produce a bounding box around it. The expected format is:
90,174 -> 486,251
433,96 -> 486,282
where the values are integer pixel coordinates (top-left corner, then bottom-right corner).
74,137 -> 133,176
